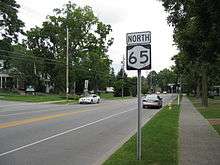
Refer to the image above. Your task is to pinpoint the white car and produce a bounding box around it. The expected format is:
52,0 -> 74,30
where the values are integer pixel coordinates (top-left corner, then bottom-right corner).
79,94 -> 100,104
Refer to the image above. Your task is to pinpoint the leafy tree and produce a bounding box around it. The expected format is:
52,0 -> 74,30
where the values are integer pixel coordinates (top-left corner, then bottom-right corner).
107,68 -> 116,87
113,68 -> 130,97
25,2 -> 113,93
0,0 -> 24,69
147,70 -> 158,92
0,0 -> 24,42
159,0 -> 220,106
157,68 -> 177,92
128,77 -> 137,97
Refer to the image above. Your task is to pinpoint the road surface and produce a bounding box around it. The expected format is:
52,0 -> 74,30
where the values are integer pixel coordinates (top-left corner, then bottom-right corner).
0,94 -> 175,165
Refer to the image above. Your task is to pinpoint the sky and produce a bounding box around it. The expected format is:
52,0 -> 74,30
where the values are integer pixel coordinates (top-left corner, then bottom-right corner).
16,0 -> 178,77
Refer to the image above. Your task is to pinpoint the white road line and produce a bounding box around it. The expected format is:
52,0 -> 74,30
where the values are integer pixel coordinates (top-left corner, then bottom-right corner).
0,108 -> 135,157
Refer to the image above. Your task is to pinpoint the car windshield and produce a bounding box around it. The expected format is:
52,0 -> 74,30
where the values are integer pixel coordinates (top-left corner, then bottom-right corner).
88,95 -> 96,97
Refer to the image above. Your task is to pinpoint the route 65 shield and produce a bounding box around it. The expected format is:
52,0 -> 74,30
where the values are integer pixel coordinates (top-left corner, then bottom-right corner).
126,44 -> 151,70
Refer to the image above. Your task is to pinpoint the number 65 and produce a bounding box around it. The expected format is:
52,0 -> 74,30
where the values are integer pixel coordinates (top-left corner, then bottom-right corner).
129,50 -> 148,64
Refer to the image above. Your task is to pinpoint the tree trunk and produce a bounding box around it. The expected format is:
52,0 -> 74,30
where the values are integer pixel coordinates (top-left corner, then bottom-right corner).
196,79 -> 201,98
201,65 -> 208,107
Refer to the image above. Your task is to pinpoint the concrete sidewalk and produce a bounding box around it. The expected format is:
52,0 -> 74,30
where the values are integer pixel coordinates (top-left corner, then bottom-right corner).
179,97 -> 220,165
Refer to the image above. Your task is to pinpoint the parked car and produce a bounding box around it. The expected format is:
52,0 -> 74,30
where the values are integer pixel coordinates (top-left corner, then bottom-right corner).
79,94 -> 100,104
142,94 -> 163,109
163,91 -> 167,94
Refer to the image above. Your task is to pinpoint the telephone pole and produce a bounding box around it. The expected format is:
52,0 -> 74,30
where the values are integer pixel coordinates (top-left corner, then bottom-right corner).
66,27 -> 69,101
121,54 -> 125,97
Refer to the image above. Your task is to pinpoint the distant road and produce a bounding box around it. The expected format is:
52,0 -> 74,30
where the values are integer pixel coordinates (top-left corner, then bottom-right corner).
0,94 -> 176,165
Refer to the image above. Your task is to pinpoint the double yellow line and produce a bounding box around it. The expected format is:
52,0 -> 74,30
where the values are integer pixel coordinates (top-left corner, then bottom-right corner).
0,109 -> 93,129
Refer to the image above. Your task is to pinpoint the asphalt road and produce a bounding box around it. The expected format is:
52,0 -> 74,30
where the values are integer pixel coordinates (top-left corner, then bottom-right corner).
0,94 -> 176,165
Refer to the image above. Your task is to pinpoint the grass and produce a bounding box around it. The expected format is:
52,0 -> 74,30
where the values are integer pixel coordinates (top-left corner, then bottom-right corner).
0,94 -> 65,102
103,103 -> 180,165
188,97 -> 220,119
0,91 -> 79,103
213,125 -> 220,134
100,93 -> 133,100
188,96 -> 220,134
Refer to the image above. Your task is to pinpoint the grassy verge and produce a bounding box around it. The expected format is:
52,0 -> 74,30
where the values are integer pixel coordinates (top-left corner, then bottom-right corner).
0,92 -> 78,103
100,93 -> 133,100
188,96 -> 220,134
103,103 -> 180,165
213,125 -> 220,134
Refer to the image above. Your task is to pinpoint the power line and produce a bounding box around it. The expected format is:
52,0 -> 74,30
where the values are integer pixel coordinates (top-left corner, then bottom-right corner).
0,49 -> 65,64
0,49 -> 112,76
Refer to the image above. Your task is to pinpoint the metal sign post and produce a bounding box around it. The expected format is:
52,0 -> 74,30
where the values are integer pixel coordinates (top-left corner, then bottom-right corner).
137,69 -> 142,160
126,31 -> 151,160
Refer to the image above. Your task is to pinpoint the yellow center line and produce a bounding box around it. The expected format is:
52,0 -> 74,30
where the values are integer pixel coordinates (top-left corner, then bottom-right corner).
0,109 -> 94,129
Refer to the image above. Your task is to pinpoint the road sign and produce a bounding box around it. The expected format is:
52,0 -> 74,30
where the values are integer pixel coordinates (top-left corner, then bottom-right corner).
0,60 -> 4,69
84,80 -> 89,91
126,31 -> 151,45
126,31 -> 151,70
126,45 -> 151,70
126,31 -> 152,160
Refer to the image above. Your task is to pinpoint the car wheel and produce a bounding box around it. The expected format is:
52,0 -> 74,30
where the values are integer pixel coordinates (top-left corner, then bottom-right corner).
97,99 -> 100,104
91,99 -> 94,104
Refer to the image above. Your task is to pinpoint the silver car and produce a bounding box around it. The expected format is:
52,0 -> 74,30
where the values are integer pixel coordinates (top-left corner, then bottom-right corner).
142,94 -> 163,109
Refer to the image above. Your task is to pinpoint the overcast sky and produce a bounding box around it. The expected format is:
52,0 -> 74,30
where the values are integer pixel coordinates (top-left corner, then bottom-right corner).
16,0 -> 178,77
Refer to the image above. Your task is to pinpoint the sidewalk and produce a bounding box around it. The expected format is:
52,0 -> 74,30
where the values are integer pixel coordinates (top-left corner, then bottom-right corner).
179,97 -> 220,165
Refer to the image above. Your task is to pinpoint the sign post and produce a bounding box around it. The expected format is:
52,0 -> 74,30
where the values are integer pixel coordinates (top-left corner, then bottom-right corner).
137,69 -> 142,160
126,31 -> 151,160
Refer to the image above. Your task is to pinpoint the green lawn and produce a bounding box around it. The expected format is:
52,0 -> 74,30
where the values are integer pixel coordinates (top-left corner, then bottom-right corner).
103,103 -> 180,165
100,93 -> 133,100
0,94 -> 65,102
189,96 -> 220,134
213,125 -> 220,134
189,97 -> 220,119
0,91 -> 79,103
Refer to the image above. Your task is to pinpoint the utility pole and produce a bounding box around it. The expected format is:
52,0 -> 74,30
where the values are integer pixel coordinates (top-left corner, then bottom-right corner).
121,54 -> 125,98
73,81 -> 76,95
178,77 -> 181,105
66,27 -> 69,101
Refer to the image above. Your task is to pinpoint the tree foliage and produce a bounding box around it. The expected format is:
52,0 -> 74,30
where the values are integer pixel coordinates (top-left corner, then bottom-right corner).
23,2 -> 113,93
0,0 -> 24,69
159,0 -> 220,106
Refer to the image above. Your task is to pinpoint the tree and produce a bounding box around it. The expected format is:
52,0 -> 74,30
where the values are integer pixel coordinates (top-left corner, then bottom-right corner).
157,68 -> 177,92
113,69 -> 130,97
159,0 -> 220,106
0,0 -> 24,69
25,2 -> 113,93
147,70 -> 158,92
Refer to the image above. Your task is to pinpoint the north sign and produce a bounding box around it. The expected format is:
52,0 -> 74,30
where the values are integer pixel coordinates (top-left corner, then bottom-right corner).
126,31 -> 151,46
